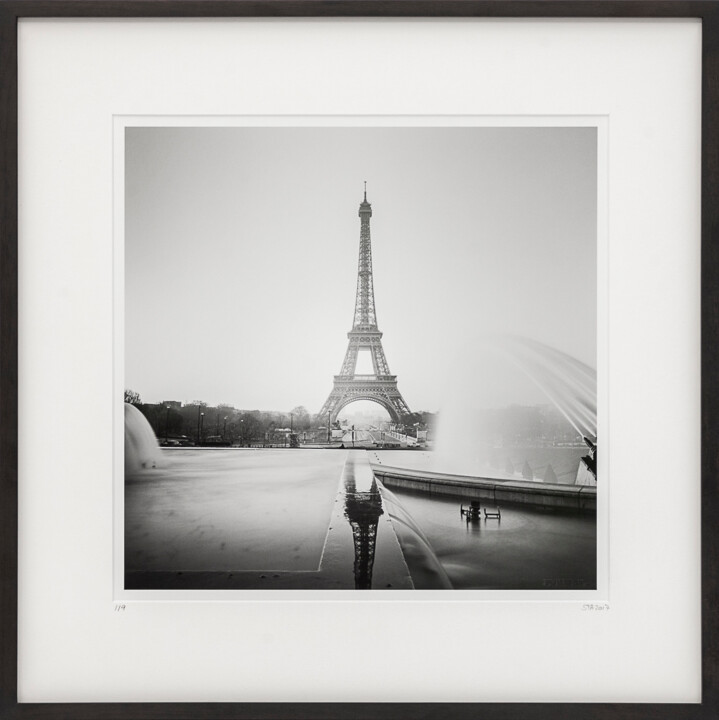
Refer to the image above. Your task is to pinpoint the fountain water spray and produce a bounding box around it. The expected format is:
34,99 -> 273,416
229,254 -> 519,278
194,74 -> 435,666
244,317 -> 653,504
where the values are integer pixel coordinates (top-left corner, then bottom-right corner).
492,335 -> 596,441
125,403 -> 162,476
434,335 -> 596,484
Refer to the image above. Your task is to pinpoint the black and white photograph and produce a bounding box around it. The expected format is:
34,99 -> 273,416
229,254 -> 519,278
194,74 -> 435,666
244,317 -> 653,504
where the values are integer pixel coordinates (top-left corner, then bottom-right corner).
123,124 -> 598,592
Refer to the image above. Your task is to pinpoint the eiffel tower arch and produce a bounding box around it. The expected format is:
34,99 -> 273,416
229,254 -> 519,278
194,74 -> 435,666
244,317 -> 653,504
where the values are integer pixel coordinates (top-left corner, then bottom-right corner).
318,186 -> 411,424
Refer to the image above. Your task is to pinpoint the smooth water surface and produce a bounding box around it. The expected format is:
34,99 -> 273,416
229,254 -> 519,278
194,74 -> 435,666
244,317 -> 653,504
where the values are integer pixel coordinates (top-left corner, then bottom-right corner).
391,488 -> 596,590
125,449 -> 345,572
126,447 -> 595,590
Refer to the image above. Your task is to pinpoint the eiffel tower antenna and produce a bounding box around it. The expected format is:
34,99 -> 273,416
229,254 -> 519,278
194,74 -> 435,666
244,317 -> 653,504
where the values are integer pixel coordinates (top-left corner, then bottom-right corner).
318,188 -> 411,423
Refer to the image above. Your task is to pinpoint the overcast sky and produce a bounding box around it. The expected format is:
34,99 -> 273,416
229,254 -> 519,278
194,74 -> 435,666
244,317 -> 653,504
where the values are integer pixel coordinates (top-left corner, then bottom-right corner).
125,126 -> 596,413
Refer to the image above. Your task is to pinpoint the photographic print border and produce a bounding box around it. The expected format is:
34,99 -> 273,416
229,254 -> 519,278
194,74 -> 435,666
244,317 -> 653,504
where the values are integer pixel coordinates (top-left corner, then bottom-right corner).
115,114 -> 607,603
1,2 -> 717,719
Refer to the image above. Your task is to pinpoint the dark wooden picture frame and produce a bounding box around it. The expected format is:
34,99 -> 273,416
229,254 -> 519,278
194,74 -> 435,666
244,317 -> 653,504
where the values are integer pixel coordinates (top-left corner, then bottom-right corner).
1,1 -> 717,718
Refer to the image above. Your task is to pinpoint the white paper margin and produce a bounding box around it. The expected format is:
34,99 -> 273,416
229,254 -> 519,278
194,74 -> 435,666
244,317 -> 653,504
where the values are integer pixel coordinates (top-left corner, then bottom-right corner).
18,18 -> 701,703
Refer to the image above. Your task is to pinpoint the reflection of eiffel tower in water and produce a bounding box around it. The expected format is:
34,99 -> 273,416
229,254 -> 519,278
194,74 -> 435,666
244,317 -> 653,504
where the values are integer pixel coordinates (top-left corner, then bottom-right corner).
318,185 -> 411,423
343,474 -> 384,590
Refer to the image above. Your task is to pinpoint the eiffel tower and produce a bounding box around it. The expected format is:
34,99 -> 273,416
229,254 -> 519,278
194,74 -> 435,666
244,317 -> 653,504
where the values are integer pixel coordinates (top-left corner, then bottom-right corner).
318,185 -> 411,423
343,474 -> 384,590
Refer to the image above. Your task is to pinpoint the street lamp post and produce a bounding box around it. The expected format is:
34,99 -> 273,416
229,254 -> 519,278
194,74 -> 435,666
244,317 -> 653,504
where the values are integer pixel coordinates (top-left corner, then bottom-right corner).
165,405 -> 170,444
196,406 -> 202,445
196,410 -> 204,446
223,416 -> 228,440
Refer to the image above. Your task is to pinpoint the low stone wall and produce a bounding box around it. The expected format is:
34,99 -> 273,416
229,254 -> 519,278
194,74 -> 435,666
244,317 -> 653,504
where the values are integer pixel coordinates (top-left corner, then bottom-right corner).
371,464 -> 596,513
386,430 -> 418,446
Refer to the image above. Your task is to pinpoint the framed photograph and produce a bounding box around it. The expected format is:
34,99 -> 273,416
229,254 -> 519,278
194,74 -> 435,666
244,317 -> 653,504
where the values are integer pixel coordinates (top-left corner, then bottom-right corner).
1,1 -> 716,718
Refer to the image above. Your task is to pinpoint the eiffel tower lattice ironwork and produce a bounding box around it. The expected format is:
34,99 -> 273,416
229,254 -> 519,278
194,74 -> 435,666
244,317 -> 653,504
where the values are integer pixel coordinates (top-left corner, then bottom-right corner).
318,185 -> 411,423
343,474 -> 384,590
